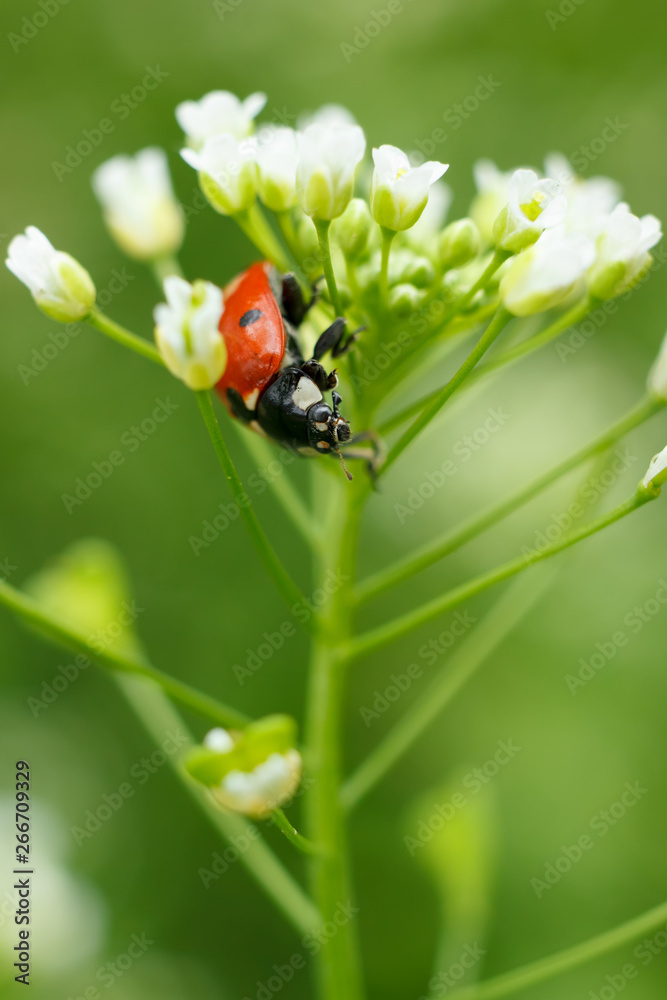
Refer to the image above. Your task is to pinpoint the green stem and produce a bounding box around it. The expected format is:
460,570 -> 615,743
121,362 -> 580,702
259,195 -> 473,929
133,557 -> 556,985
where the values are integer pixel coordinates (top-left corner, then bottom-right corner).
87,307 -> 164,366
235,204 -> 293,272
379,308 -> 512,477
379,298 -> 592,434
114,673 -> 319,936
0,576 -> 248,728
342,567 -> 557,810
195,390 -> 309,616
347,486 -> 658,662
444,898 -> 667,1000
276,210 -> 299,259
151,254 -> 185,285
314,219 -> 345,317
356,394 -> 663,604
444,250 -> 509,323
270,808 -> 321,856
304,470 -> 365,1000
379,226 -> 395,306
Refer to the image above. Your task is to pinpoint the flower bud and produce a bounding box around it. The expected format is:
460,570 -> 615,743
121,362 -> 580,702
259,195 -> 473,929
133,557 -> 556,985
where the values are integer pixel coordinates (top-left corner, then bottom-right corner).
181,135 -> 257,216
499,228 -> 595,317
587,203 -> 662,300
256,127 -> 299,212
176,90 -> 266,149
92,148 -> 184,262
296,124 -> 366,220
154,276 -> 226,390
469,159 -> 513,245
397,255 -> 435,289
642,445 -> 667,491
371,145 -> 448,232
647,332 -> 667,402
493,169 -> 566,252
388,283 -> 425,318
438,218 -> 480,269
332,198 -> 372,258
6,227 -> 96,322
186,715 -> 302,818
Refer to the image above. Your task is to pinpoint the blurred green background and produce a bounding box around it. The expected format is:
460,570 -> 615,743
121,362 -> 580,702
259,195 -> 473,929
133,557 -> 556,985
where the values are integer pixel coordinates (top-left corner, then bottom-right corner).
1,0 -> 667,996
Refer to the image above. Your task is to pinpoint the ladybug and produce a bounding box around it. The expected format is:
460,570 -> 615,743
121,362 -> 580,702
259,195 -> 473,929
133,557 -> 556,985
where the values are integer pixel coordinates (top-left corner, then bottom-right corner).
216,261 -> 374,478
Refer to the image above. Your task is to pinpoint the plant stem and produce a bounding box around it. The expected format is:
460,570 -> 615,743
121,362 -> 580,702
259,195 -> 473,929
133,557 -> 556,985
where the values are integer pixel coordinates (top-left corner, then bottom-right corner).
444,898 -> 667,1000
0,576 -> 249,728
347,486 -> 658,662
114,673 -> 320,936
196,390 -> 309,616
356,394 -> 663,604
270,808 -> 321,856
276,210 -> 299,259
315,219 -> 345,317
342,567 -> 557,810
379,226 -> 395,306
235,204 -> 293,272
87,307 -> 164,366
151,254 -> 185,285
304,469 -> 366,1000
379,308 -> 512,477
444,250 -> 509,322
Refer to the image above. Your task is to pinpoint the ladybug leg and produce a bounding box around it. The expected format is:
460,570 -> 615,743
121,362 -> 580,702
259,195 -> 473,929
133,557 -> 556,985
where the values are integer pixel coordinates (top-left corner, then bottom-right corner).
313,319 -> 363,360
340,430 -> 386,481
281,273 -> 321,327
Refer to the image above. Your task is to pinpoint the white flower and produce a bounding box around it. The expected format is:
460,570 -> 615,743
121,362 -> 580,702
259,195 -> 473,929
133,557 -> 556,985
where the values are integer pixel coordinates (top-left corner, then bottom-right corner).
154,276 -> 226,390
499,227 -> 595,316
176,90 -> 266,148
470,159 -> 514,244
92,147 -> 184,261
212,749 -> 302,818
255,127 -> 299,212
181,135 -> 257,215
404,179 -> 453,248
203,728 -> 235,753
296,123 -> 366,221
297,103 -> 358,130
647,332 -> 667,402
6,226 -> 96,322
493,168 -> 567,252
544,153 -> 621,240
370,145 -> 448,232
588,202 -> 662,299
643,445 -> 667,490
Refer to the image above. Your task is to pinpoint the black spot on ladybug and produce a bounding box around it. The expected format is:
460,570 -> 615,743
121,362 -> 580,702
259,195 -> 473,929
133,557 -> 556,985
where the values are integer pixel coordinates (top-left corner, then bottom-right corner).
239,309 -> 263,327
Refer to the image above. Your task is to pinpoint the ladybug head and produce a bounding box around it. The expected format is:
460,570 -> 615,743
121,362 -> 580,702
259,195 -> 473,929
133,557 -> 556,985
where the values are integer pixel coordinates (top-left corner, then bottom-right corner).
307,391 -> 351,455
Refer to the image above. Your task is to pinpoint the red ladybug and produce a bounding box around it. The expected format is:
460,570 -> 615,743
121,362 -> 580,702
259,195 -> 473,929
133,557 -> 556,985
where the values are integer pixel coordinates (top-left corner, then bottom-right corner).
216,262 -> 370,477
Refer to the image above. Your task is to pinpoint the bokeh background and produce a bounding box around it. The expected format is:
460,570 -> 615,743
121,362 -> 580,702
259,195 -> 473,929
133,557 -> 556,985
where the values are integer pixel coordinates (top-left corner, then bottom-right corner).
1,0 -> 667,996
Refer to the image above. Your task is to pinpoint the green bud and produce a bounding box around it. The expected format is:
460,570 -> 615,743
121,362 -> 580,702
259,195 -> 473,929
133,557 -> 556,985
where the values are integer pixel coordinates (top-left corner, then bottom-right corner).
438,218 -> 480,269
332,198 -> 372,258
388,283 -> 425,318
397,255 -> 435,289
185,714 -> 298,786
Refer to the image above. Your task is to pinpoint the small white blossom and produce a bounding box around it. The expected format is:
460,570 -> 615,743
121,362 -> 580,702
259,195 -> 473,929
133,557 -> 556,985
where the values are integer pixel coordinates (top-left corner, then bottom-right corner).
647,332 -> 667,402
92,148 -> 184,261
154,276 -> 226,390
212,749 -> 302,818
544,153 -> 621,240
6,226 -> 96,322
181,135 -> 257,216
297,103 -> 358,130
643,445 -> 667,490
176,90 -> 266,148
203,728 -> 235,753
296,123 -> 366,221
370,145 -> 448,232
470,159 -> 514,244
493,168 -> 567,252
588,202 -> 662,299
404,179 -> 453,248
499,227 -> 595,316
255,127 -> 299,212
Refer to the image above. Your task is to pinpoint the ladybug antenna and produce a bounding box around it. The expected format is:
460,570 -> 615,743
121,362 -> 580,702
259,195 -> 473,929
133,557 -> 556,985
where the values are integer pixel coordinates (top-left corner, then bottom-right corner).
337,449 -> 353,482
